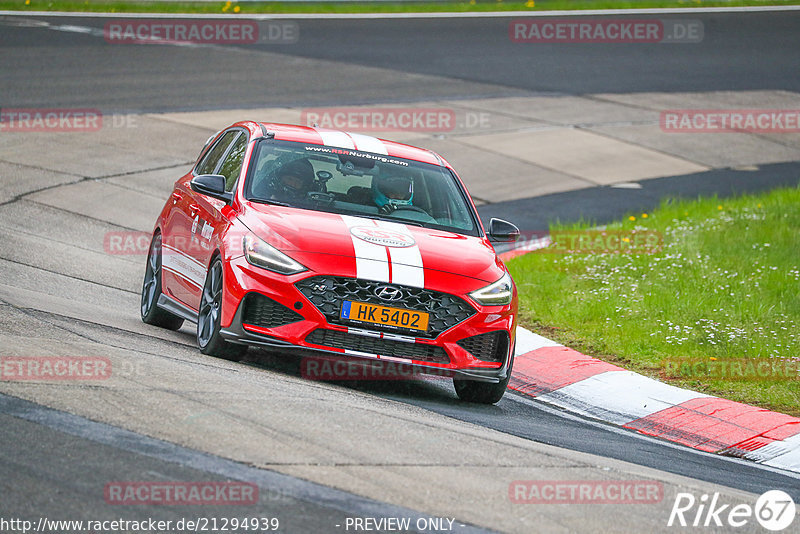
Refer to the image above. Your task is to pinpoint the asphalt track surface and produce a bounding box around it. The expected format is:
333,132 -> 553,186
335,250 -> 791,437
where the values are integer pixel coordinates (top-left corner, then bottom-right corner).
1,11 -> 799,111
1,10 -> 800,533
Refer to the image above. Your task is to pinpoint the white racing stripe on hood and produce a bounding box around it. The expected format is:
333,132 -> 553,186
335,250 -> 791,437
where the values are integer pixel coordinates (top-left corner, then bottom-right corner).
374,220 -> 424,288
314,129 -> 355,149
341,215 -> 390,283
348,133 -> 388,155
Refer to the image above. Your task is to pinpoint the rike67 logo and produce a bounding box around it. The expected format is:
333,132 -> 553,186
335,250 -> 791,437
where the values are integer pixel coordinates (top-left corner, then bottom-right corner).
668,490 -> 795,531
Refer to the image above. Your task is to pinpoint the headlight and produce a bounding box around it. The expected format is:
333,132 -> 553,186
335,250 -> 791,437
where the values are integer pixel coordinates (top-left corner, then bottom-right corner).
243,234 -> 306,275
470,272 -> 514,306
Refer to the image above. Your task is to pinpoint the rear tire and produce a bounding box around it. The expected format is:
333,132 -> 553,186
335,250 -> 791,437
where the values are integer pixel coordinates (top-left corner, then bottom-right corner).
141,232 -> 184,331
197,258 -> 247,362
454,348 -> 514,404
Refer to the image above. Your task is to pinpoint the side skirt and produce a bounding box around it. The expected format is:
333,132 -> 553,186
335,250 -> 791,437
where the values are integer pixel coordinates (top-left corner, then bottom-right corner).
157,294 -> 199,323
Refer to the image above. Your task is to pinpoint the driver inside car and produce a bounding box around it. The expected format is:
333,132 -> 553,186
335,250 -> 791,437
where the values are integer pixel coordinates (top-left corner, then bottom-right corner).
372,174 -> 414,214
270,158 -> 315,201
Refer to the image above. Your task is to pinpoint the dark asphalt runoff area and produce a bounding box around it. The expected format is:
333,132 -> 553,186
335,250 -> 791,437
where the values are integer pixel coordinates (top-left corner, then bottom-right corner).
1,12 -> 799,111
479,161 -> 800,231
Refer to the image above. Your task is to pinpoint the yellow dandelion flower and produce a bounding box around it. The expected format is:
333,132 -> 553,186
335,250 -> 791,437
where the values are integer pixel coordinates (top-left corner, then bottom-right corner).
628,216 -> 636,221
622,237 -> 630,243
641,213 -> 648,218
526,0 -> 535,6
717,205 -> 723,210
709,357 -> 717,361
234,5 -> 240,12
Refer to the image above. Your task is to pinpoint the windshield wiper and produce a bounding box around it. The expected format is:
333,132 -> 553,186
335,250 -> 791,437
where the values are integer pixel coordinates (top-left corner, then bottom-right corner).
249,198 -> 292,207
357,214 -> 424,227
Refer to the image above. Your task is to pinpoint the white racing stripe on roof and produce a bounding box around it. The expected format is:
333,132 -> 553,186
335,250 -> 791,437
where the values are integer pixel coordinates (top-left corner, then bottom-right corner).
348,133 -> 388,155
315,129 -> 355,150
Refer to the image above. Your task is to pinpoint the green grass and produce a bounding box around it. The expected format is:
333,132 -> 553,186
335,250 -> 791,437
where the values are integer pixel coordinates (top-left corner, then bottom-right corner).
3,0 -> 799,15
507,187 -> 800,416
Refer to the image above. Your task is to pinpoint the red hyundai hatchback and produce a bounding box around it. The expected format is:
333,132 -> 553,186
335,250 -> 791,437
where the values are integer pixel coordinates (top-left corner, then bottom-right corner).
141,122 -> 519,403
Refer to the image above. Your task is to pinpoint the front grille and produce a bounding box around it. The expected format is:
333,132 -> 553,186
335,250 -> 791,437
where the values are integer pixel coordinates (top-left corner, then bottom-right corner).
241,293 -> 303,328
457,331 -> 509,363
295,276 -> 475,338
306,329 -> 449,364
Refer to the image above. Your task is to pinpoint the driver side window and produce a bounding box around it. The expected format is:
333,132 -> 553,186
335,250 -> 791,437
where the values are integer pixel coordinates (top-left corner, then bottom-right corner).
196,130 -> 239,176
217,134 -> 248,192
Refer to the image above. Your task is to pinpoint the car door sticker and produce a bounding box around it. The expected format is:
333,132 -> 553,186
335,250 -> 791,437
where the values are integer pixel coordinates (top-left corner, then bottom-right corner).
161,243 -> 207,288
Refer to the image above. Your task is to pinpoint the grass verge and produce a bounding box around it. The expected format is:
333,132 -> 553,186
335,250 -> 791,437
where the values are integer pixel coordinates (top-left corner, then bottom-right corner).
2,0 -> 799,15
506,186 -> 800,416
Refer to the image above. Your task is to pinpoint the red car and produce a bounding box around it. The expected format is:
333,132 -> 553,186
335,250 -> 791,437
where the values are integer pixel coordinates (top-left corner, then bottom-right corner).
140,122 -> 520,403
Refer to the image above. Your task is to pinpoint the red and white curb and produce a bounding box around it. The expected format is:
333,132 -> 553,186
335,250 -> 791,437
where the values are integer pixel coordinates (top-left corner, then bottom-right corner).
512,327 -> 800,474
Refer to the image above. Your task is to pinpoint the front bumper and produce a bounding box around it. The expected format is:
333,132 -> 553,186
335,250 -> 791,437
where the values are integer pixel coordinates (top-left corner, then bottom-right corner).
219,255 -> 517,383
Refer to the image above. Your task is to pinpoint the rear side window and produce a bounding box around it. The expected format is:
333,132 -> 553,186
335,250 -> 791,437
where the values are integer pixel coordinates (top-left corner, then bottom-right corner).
196,130 -> 239,175
218,134 -> 248,192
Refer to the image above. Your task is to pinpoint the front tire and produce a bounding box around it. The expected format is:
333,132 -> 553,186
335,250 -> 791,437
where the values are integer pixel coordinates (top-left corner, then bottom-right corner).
141,232 -> 184,331
454,349 -> 514,404
197,258 -> 247,362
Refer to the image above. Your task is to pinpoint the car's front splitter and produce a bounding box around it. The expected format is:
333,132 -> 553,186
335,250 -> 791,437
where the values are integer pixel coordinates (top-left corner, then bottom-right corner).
220,299 -> 512,384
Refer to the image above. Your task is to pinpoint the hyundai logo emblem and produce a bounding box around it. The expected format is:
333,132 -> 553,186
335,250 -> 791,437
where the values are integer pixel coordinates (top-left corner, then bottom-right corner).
374,286 -> 403,301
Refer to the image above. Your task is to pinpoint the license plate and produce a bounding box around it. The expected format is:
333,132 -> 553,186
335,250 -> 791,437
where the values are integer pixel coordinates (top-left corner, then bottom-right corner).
340,301 -> 429,332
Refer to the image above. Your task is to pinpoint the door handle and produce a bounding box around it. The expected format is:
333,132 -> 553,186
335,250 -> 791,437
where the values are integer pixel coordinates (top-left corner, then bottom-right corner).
189,204 -> 201,216
171,192 -> 182,203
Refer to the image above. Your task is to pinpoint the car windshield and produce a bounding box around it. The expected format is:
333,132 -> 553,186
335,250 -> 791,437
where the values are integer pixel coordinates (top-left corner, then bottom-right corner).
244,139 -> 480,236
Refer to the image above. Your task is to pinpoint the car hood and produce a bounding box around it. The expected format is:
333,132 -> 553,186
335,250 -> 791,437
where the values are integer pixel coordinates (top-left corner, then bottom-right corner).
238,203 -> 504,284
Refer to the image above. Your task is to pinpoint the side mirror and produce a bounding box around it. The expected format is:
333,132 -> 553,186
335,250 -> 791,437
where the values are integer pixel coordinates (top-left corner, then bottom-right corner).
488,218 -> 520,242
191,174 -> 231,202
